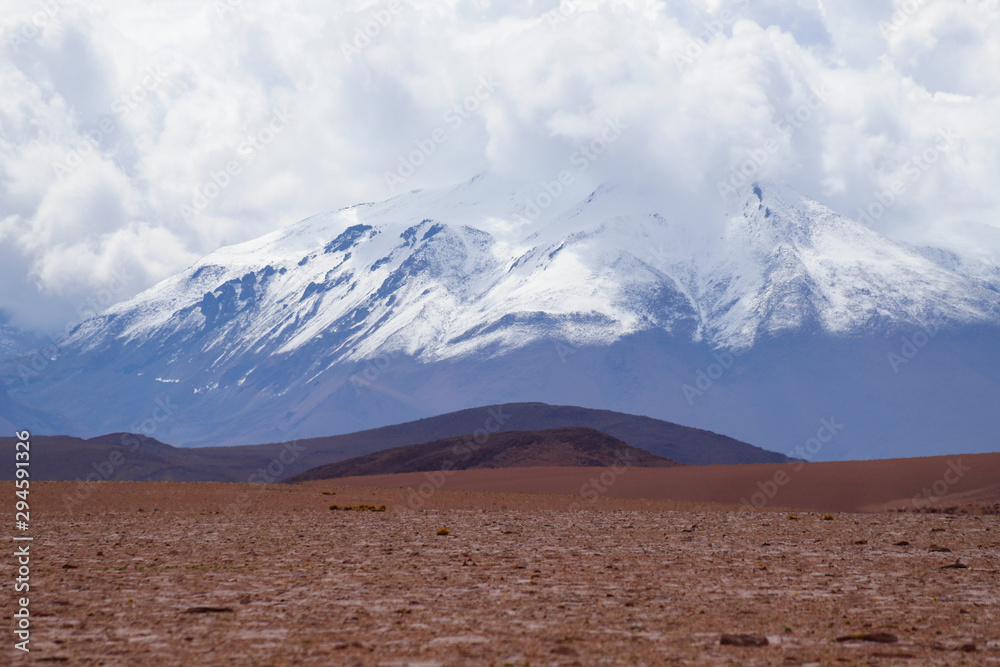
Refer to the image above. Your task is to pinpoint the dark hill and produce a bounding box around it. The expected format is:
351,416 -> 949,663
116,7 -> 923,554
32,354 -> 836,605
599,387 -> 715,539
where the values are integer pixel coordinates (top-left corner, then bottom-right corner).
285,427 -> 679,482
0,402 -> 790,482
250,401 -> 790,470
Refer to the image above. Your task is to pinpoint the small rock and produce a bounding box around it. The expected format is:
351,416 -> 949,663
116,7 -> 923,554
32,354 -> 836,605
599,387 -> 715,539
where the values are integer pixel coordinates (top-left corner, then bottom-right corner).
940,560 -> 968,570
720,634 -> 769,647
835,632 -> 897,643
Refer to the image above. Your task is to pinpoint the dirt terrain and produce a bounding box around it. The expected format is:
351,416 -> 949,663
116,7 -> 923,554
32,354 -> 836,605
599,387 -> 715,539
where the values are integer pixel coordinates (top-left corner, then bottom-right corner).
3,480 -> 999,665
324,453 -> 1000,513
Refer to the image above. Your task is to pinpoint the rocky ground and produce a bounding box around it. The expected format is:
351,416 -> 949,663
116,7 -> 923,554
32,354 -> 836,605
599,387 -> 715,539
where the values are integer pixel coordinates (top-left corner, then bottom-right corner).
3,481 -> 999,665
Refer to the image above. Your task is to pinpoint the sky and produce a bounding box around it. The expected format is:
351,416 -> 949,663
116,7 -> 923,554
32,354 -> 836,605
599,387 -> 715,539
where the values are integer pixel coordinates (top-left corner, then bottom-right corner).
1,0 -> 999,335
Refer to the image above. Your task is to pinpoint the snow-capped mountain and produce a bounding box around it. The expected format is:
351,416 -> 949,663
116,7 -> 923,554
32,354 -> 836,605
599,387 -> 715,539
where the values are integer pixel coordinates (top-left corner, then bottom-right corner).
64,175 -> 1000,356
906,242 -> 1000,294
0,323 -> 46,363
4,175 -> 1000,458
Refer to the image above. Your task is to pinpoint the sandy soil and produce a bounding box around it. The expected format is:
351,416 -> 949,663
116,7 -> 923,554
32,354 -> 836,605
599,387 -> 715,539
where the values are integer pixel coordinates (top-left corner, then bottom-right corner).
325,453 -> 1000,513
3,480 -> 999,665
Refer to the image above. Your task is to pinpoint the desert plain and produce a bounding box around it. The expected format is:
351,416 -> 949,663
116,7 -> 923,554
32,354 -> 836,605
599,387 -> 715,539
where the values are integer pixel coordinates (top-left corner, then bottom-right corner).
4,465 -> 1000,666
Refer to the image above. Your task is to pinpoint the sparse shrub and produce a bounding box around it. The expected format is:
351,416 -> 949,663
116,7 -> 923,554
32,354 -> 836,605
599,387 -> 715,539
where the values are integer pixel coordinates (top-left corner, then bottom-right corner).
437,527 -> 450,536
329,504 -> 386,511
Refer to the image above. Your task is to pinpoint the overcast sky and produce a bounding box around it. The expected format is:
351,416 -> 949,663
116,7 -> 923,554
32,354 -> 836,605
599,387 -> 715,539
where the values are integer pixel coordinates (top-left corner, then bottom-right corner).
2,0 -> 999,333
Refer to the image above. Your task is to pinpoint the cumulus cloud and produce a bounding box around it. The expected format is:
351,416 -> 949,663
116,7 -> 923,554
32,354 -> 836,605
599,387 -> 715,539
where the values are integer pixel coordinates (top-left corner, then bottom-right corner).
1,0 -> 999,332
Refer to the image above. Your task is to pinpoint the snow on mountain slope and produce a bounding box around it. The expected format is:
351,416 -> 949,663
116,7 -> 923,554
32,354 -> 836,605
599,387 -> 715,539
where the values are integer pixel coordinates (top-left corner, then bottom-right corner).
63,175 -> 999,372
693,184 -> 1000,346
6,174 -> 1000,453
0,323 -> 46,363
906,239 -> 1000,293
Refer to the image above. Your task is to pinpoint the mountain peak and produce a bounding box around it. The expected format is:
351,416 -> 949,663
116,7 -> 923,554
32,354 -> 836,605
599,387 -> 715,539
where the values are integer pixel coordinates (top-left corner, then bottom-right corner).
694,180 -> 999,346
65,175 -> 999,359
7,175 -> 1000,454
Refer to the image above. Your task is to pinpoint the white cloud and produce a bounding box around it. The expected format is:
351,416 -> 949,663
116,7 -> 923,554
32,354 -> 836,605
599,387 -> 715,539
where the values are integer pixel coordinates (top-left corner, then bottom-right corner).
0,0 -> 998,332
